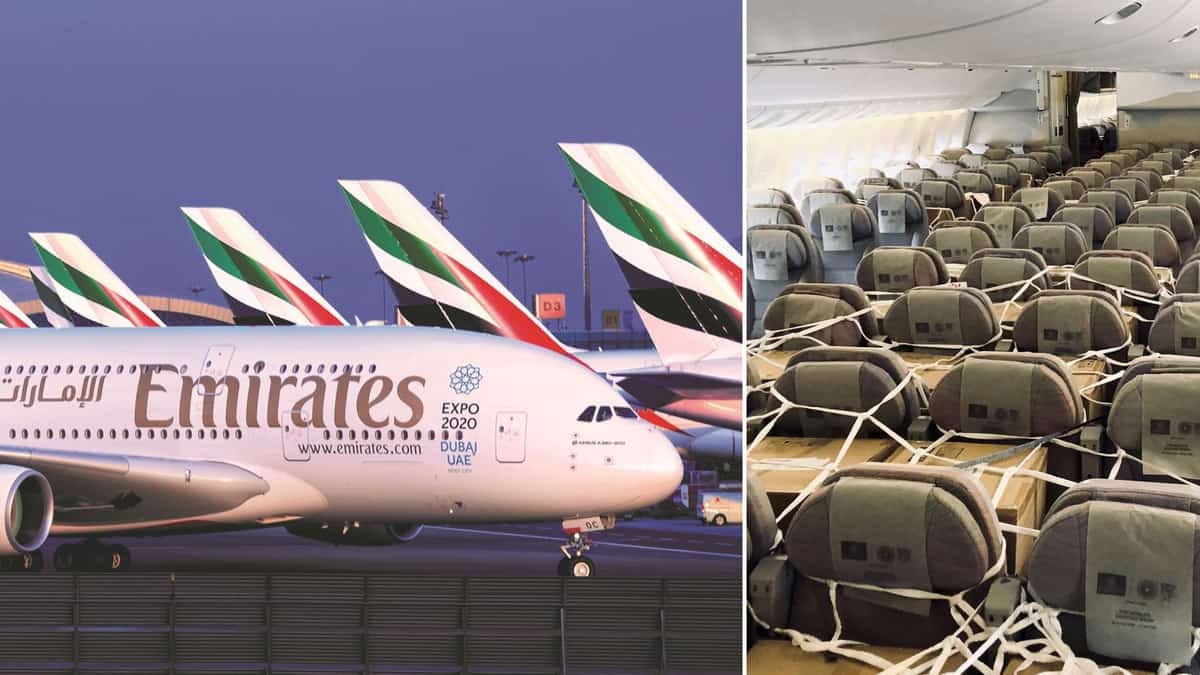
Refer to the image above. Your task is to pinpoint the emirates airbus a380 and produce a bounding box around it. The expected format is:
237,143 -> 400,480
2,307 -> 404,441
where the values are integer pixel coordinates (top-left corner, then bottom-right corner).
0,324 -> 681,576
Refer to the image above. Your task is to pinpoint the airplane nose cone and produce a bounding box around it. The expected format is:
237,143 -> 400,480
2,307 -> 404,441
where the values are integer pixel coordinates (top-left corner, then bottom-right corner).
645,430 -> 684,502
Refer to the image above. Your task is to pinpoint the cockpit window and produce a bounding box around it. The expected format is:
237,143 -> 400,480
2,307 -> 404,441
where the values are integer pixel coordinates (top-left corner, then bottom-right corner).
576,406 -> 596,422
614,407 -> 637,419
595,406 -> 613,422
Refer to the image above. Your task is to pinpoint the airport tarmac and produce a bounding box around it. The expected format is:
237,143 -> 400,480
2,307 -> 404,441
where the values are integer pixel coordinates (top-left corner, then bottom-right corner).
35,516 -> 740,576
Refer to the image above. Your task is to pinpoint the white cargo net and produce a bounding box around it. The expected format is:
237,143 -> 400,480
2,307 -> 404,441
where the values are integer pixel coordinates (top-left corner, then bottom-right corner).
746,266 -> 1200,674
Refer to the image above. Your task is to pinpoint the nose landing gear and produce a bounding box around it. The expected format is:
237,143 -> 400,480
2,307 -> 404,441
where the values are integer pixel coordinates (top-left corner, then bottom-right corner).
557,515 -> 616,577
53,539 -> 131,572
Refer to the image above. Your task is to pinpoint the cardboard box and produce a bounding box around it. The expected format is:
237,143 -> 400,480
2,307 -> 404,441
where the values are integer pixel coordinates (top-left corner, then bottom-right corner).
749,638 -> 965,674
748,436 -> 899,531
1001,658 -> 1151,674
891,441 -> 1046,575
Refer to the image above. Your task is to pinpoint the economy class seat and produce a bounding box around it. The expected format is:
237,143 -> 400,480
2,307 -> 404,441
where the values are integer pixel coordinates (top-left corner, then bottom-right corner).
1150,150 -> 1183,171
957,153 -> 986,170
898,166 -> 938,190
1027,150 -> 1061,174
1037,144 -> 1072,168
983,161 -> 1021,192
748,187 -> 794,209
1170,175 -> 1200,193
929,352 -> 1085,437
1042,176 -> 1086,201
799,187 -> 856,225
780,464 -> 1003,648
1175,251 -> 1200,292
807,203 -> 878,284
865,188 -> 927,247
1101,224 -> 1181,272
1051,203 -> 1116,249
1147,293 -> 1200,356
789,176 -> 844,204
930,159 -> 960,179
1136,158 -> 1173,177
984,147 -> 1013,161
1125,167 -> 1164,192
1011,223 -> 1090,265
1065,167 -> 1105,189
1103,175 -> 1150,202
1127,202 -> 1198,262
917,178 -> 970,219
881,286 -> 1000,361
938,147 -> 971,162
1011,187 -> 1064,221
1084,159 -> 1122,180
1100,151 -> 1134,170
954,169 -> 997,199
1009,155 -> 1048,182
1147,188 -> 1200,231
855,176 -> 900,201
1106,355 -> 1200,482
976,202 -> 1037,247
1027,480 -> 1200,670
1069,249 -> 1162,301
923,221 -> 1001,265
854,246 -> 949,294
746,222 -> 823,337
759,283 -> 880,351
1012,289 -> 1129,359
1079,188 -> 1133,224
960,248 -> 1048,302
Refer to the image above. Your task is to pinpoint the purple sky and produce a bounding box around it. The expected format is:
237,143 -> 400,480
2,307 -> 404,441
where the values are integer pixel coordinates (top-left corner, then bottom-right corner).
0,1 -> 741,327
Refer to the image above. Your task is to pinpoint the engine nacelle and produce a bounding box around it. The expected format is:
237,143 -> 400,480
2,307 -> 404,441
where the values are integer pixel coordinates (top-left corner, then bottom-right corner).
688,428 -> 742,462
0,465 -> 53,555
285,521 -> 423,545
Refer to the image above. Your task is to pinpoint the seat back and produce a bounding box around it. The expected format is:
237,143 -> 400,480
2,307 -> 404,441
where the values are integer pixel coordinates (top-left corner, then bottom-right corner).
1146,190 -> 1200,237
747,187 -> 794,208
1080,189 -> 1134,224
1050,203 -> 1116,248
1027,150 -> 1061,173
1102,225 -> 1181,270
1011,223 -> 1090,265
1027,479 -> 1200,666
1084,159 -> 1121,179
1066,167 -> 1105,188
918,178 -> 968,217
790,176 -> 844,204
898,166 -> 938,190
882,286 -> 999,347
799,188 -> 856,225
1012,290 -> 1128,356
1125,168 -> 1164,192
1104,175 -> 1150,202
929,352 -> 1084,436
1171,175 -> 1200,194
938,147 -> 970,162
856,176 -> 901,201
866,188 -> 928,247
1070,249 -> 1161,297
976,202 -> 1037,246
808,203 -> 878,284
783,346 -> 925,430
855,246 -> 949,293
1108,356 -> 1200,481
747,224 -> 823,336
1010,156 -> 1048,181
1137,159 -> 1172,176
983,147 -> 1012,161
1039,144 -> 1073,168
960,248 -> 1048,301
769,357 -> 913,437
1100,152 -> 1134,170
923,221 -> 1001,264
983,161 -> 1021,188
1043,177 -> 1086,201
761,283 -> 879,348
1011,187 -> 1065,220
1148,293 -> 1200,356
958,154 -> 986,169
954,169 -> 996,199
1150,150 -> 1183,170
930,160 -> 960,179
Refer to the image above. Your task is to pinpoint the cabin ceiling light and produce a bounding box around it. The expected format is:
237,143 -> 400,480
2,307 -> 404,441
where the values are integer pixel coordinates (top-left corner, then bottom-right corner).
1170,26 -> 1200,43
1095,2 -> 1142,24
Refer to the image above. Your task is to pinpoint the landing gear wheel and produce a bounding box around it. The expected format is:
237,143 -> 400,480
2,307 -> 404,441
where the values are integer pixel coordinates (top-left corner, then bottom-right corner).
566,555 -> 596,577
713,514 -> 727,526
0,550 -> 42,572
108,544 -> 131,571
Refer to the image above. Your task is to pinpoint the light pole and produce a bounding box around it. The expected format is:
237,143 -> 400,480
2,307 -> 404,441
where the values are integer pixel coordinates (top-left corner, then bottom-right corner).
313,274 -> 332,296
515,254 -> 535,310
573,178 -> 592,332
430,193 -> 448,229
374,269 -> 389,324
496,249 -> 517,288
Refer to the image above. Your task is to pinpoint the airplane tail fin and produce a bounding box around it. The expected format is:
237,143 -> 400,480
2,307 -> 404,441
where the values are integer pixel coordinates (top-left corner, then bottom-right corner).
181,207 -> 348,327
0,289 -> 35,328
28,233 -> 165,327
28,266 -> 72,327
338,179 -> 575,359
558,143 -> 743,363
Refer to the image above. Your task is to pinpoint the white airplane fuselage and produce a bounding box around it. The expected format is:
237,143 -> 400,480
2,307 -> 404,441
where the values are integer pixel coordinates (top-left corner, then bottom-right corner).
0,326 -> 683,536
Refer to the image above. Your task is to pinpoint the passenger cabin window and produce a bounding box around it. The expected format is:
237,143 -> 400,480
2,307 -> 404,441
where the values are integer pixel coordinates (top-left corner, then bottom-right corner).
576,406 -> 596,422
614,407 -> 637,419
595,406 -> 613,422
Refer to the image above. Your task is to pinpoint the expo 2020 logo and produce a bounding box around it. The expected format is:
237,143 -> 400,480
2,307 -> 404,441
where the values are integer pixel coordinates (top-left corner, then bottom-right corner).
449,364 -> 482,395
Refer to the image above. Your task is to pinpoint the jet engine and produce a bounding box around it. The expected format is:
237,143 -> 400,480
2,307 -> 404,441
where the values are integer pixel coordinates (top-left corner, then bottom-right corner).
0,465 -> 53,555
285,521 -> 423,545
689,428 -> 742,463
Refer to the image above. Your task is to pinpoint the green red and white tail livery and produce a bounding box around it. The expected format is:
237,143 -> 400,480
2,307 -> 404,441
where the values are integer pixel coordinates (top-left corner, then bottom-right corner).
338,179 -> 584,361
29,266 -> 73,328
182,207 -> 348,327
29,233 -> 165,328
0,289 -> 34,328
558,143 -> 743,365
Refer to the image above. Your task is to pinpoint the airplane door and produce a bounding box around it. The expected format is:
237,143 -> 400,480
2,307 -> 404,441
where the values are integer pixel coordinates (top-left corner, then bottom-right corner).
192,345 -> 235,424
495,412 -> 526,463
281,388 -> 312,462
